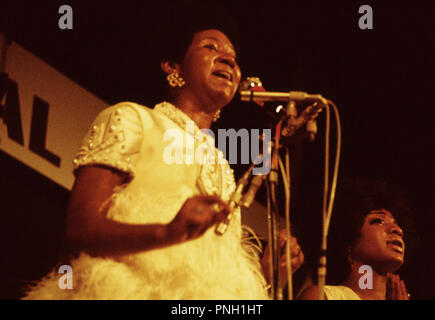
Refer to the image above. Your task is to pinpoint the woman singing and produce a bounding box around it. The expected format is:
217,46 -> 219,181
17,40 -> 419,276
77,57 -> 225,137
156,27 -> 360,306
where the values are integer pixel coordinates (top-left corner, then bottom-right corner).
23,1 -> 303,300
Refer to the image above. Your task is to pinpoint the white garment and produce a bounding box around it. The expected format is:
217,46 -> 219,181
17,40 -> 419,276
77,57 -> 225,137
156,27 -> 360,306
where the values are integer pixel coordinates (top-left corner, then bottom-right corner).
23,101 -> 269,300
323,285 -> 362,300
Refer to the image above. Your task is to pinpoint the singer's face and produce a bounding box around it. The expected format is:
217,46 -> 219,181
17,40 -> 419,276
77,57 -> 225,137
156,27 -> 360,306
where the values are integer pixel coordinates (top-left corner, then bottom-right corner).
350,210 -> 405,273
179,29 -> 241,111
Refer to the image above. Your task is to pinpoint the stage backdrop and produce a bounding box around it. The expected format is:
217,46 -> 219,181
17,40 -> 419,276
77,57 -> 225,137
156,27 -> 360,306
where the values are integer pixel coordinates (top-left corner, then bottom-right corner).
0,32 -> 108,190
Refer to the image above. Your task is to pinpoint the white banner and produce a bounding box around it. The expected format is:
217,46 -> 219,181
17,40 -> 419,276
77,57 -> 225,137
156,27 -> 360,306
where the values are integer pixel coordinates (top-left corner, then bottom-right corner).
0,33 -> 108,190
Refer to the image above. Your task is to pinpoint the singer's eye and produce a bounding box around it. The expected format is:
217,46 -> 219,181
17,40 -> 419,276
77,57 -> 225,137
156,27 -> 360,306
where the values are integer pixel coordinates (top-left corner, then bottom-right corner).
370,218 -> 384,225
204,44 -> 218,51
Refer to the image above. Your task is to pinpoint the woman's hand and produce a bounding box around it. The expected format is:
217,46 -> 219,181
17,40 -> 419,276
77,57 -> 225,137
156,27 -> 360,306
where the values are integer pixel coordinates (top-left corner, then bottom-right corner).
387,273 -> 410,300
261,229 -> 305,285
166,195 -> 230,243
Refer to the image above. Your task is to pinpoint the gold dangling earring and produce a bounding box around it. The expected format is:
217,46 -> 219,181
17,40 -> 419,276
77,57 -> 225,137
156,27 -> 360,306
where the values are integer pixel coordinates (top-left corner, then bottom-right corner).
167,72 -> 186,88
212,109 -> 221,122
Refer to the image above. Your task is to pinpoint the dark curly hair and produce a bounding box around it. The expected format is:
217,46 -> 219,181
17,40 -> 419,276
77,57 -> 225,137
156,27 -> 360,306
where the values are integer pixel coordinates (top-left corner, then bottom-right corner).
326,177 -> 419,284
152,0 -> 240,100
159,0 -> 240,64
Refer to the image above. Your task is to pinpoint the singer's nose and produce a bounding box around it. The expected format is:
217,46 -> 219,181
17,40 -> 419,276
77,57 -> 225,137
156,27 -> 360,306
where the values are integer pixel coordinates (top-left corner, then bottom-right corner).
390,224 -> 404,238
218,56 -> 236,69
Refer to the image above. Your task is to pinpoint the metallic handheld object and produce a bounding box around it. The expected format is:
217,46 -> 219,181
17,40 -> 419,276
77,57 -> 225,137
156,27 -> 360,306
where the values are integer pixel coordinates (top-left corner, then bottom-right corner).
215,160 -> 266,235
215,167 -> 252,235
241,174 -> 265,209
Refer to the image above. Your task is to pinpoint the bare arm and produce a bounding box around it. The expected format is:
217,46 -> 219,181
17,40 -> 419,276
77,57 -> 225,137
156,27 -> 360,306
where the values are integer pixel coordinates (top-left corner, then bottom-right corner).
65,166 -> 229,257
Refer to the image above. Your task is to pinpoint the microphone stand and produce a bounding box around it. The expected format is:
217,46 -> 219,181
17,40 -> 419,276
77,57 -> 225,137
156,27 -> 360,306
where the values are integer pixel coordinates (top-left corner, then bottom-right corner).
279,147 -> 293,300
218,102 -> 320,300
268,119 -> 283,299
228,79 -> 334,300
262,99 -> 304,300
267,98 -> 323,300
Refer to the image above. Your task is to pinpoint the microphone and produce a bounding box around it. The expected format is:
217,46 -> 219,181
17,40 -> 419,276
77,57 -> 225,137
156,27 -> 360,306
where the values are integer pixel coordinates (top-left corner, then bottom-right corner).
239,77 -> 326,138
240,90 -> 328,106
238,77 -> 266,107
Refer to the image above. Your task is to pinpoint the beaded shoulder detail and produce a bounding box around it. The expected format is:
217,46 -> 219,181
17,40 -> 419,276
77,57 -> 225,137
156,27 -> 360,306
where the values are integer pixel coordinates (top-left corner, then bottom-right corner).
73,103 -> 143,177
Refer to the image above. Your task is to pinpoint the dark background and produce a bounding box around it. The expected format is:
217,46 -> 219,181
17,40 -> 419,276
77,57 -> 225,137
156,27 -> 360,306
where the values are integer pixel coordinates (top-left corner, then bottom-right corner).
0,0 -> 434,299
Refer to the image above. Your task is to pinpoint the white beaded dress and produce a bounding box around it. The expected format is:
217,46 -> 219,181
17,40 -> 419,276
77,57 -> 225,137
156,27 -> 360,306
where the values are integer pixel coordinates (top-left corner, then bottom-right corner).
23,101 -> 269,300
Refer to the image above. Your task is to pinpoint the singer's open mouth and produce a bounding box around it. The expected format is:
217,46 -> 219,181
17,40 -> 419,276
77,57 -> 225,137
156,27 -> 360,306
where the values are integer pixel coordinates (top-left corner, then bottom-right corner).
387,239 -> 404,253
212,70 -> 233,82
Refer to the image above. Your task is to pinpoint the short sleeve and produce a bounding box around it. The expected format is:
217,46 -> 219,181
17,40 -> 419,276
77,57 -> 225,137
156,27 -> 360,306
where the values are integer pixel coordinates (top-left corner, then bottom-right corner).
73,103 -> 144,178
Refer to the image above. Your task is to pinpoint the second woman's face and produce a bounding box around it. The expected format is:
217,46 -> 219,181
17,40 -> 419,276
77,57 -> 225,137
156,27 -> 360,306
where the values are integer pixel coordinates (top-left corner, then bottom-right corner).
351,209 -> 405,273
179,29 -> 242,111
